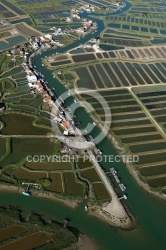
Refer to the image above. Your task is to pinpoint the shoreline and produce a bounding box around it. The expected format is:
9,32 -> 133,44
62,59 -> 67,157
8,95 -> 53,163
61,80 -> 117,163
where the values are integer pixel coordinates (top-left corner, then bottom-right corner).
0,184 -> 78,208
67,233 -> 100,250
88,209 -> 134,230
0,183 -> 134,230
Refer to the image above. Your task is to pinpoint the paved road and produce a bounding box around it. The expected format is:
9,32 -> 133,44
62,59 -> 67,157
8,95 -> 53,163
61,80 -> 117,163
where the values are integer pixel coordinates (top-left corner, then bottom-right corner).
89,151 -> 127,218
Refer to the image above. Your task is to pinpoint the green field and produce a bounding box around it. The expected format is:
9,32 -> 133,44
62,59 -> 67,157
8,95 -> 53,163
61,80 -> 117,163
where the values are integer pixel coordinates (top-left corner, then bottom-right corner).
0,113 -> 51,135
25,162 -> 72,170
63,172 -> 84,196
0,174 -> 15,184
15,167 -> 47,181
1,138 -> 56,167
140,164 -> 166,177
0,138 -> 6,158
137,152 -> 166,165
45,172 -> 63,193
77,157 -> 93,169
80,168 -> 101,182
147,176 -> 166,187
113,126 -> 157,135
93,183 -> 110,201
0,225 -> 28,242
130,142 -> 166,153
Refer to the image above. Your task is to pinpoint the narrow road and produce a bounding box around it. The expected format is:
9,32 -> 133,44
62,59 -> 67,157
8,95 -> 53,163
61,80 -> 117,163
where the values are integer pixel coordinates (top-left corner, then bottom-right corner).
0,135 -> 54,138
89,150 -> 127,219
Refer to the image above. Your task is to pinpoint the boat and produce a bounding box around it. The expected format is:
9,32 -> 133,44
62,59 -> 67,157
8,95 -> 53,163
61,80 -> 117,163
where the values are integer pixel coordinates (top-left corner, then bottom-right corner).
97,149 -> 102,155
60,97 -> 64,103
22,191 -> 31,196
123,195 -> 127,200
93,122 -> 96,126
119,183 -> 126,192
110,167 -> 116,174
89,135 -> 94,141
85,205 -> 88,212
114,175 -> 120,183
119,194 -> 127,200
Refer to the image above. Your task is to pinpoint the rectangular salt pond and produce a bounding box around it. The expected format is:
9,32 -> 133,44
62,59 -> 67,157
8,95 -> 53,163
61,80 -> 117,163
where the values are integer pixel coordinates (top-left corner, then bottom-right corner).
141,27 -> 149,32
113,112 -> 146,121
150,29 -> 158,34
160,30 -> 166,35
132,63 -> 153,84
137,152 -> 166,165
140,164 -> 166,177
95,64 -> 113,88
89,65 -> 104,88
117,62 -> 138,85
0,36 -> 27,51
122,25 -> 130,29
121,134 -> 162,143
113,126 -> 157,136
125,63 -> 145,85
102,63 -> 121,87
110,62 -> 129,86
130,142 -> 166,153
111,119 -> 151,128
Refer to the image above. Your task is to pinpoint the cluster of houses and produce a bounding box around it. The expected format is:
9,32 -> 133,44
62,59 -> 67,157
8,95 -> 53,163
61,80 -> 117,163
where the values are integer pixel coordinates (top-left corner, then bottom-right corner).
71,5 -> 95,20
23,65 -> 54,106
23,63 -> 75,136
66,7 -> 97,34
71,9 -> 81,20
80,4 -> 95,12
29,34 -> 64,51
22,61 -> 75,135
76,19 -> 97,34
8,45 -> 30,61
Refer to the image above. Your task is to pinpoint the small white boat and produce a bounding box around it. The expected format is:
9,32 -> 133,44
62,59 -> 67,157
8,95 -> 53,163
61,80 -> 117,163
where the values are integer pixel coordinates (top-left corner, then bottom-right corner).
119,183 -> 126,192
85,206 -> 88,212
22,191 -> 31,196
93,122 -> 96,126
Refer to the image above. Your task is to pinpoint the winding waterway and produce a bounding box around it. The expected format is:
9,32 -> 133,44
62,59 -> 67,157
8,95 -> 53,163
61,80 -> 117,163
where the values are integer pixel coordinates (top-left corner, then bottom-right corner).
1,1 -> 166,249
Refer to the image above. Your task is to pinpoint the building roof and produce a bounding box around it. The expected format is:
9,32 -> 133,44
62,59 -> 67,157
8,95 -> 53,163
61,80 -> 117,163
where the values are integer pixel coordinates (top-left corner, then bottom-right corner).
38,87 -> 44,92
35,81 -> 43,89
27,74 -> 37,83
63,130 -> 69,135
62,121 -> 70,129
43,96 -> 52,102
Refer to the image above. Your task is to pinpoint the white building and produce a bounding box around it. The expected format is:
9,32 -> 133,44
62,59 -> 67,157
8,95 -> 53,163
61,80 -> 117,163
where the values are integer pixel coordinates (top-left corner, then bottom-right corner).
76,27 -> 84,34
33,42 -> 38,49
27,74 -> 37,83
44,34 -> 52,40
66,17 -> 71,22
